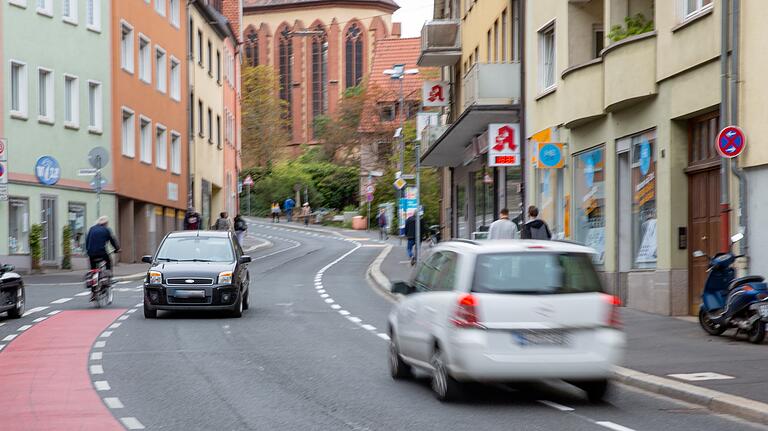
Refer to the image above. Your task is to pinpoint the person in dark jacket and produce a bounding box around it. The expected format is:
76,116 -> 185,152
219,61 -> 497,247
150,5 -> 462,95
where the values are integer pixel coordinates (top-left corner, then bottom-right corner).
377,208 -> 388,240
183,208 -> 201,230
404,213 -> 427,260
85,216 -> 120,271
234,214 -> 247,244
520,206 -> 552,240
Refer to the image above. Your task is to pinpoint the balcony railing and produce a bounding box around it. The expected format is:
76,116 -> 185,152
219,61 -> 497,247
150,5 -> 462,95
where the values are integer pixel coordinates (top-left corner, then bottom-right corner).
421,124 -> 449,156
418,20 -> 461,67
462,62 -> 522,110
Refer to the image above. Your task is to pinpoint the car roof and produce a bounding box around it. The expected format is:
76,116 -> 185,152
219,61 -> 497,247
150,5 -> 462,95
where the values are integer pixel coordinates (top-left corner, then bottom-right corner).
166,231 -> 231,239
435,239 -> 597,255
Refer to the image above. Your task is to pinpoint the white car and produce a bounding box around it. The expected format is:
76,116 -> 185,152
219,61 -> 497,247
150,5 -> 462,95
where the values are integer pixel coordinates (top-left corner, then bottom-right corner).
388,239 -> 625,402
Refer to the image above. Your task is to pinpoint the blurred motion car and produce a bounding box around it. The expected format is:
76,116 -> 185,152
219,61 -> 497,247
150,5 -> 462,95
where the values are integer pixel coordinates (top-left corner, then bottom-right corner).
142,231 -> 251,318
0,263 -> 25,319
388,240 -> 625,402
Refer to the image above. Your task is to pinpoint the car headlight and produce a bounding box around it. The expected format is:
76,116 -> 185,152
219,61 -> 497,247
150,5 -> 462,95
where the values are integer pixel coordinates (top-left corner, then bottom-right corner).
218,271 -> 233,285
149,271 -> 163,285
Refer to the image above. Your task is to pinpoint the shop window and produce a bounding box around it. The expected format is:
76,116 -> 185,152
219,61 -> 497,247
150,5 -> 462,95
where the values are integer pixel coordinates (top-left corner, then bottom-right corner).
631,130 -> 657,269
573,147 -> 605,265
9,198 -> 30,254
68,203 -> 87,255
505,167 -> 523,220
474,171 -> 494,232
538,168 -> 563,236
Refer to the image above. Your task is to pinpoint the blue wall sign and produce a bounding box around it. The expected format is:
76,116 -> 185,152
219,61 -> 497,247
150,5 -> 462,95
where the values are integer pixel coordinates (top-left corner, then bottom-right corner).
639,140 -> 651,176
35,156 -> 61,185
538,143 -> 563,168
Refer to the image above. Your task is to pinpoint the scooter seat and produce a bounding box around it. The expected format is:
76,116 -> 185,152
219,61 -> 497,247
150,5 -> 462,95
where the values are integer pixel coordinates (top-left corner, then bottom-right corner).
728,275 -> 765,291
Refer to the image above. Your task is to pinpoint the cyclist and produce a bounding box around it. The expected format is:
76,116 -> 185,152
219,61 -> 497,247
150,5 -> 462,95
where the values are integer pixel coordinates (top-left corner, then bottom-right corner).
85,216 -> 120,273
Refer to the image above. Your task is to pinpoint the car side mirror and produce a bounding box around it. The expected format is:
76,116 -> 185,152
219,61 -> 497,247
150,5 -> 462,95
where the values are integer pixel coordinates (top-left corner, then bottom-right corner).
239,255 -> 252,264
0,264 -> 14,274
731,233 -> 744,244
141,255 -> 153,264
392,281 -> 413,295
692,250 -> 706,258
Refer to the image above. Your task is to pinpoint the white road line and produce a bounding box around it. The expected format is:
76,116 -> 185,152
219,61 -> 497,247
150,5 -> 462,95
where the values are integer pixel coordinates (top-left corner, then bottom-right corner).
90,352 -> 103,361
134,303 -> 142,308
338,310 -> 350,316
537,400 -> 575,412
2,334 -> 18,342
17,325 -> 32,332
0,322 -> 4,327
377,333 -> 390,341
330,304 -> 341,310
50,298 -> 73,304
361,324 -> 377,331
127,309 -> 137,314
22,306 -> 49,317
100,331 -> 113,338
94,341 -> 107,348
324,298 -> 335,304
317,289 -> 326,294
94,380 -> 111,391
75,291 -> 91,297
109,323 -> 122,329
90,365 -> 104,375
103,397 -> 124,409
595,422 -> 636,431
47,310 -> 62,315
348,317 -> 362,324
32,317 -> 48,323
320,293 -> 329,298
120,417 -> 146,430
118,315 -> 129,321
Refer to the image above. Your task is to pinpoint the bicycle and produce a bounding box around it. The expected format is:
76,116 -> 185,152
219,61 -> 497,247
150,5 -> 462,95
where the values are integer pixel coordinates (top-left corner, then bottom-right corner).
85,254 -> 116,308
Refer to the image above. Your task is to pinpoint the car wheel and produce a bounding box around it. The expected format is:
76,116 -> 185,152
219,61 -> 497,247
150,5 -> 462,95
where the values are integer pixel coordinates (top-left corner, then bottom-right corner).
747,317 -> 766,344
143,301 -> 157,319
578,379 -> 609,403
231,294 -> 243,318
430,347 -> 462,402
7,286 -> 25,319
242,286 -> 250,311
389,335 -> 413,380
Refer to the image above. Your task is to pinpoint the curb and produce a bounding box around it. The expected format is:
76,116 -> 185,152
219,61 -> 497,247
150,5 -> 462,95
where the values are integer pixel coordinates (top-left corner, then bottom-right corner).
244,235 -> 273,253
366,244 -> 399,302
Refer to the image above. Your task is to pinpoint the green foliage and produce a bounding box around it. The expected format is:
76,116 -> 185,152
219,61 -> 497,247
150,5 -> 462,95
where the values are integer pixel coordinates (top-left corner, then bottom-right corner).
62,226 -> 72,270
313,85 -> 366,163
241,65 -> 290,167
608,14 -> 654,43
30,224 -> 43,270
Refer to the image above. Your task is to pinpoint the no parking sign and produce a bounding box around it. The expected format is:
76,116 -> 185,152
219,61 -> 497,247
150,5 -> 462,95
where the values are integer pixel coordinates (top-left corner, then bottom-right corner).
716,126 -> 746,158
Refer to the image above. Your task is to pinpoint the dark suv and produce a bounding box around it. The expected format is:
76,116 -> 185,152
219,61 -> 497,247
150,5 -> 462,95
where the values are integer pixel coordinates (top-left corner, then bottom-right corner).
142,231 -> 251,318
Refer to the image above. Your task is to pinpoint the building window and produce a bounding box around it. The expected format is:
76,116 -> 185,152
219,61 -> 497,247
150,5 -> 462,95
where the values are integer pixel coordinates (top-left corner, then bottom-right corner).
138,35 -> 151,83
86,0 -> 100,31
538,21 -> 556,91
216,115 -> 221,147
486,29 -> 492,62
312,27 -> 328,135
207,108 -> 213,143
207,40 -> 212,75
10,61 -> 28,117
36,0 -> 52,16
170,132 -> 181,174
156,47 -> 167,93
245,30 -> 258,66
62,0 -> 77,24
216,50 -> 221,83
630,130 -> 657,269
493,19 -> 499,62
501,9 -> 508,62
167,0 -> 179,26
345,23 -> 363,88
379,104 -> 395,122
121,22 -> 134,73
88,81 -> 102,132
170,57 -> 181,101
683,0 -> 713,19
64,75 -> 79,127
278,26 -> 293,127
198,100 -> 204,136
197,30 -> 203,66
9,198 -> 30,255
122,108 -> 135,157
140,116 -> 152,164
593,24 -> 604,59
156,125 -> 168,169
67,203 -> 87,255
573,147 -> 605,265
155,0 -> 165,16
38,68 -> 54,123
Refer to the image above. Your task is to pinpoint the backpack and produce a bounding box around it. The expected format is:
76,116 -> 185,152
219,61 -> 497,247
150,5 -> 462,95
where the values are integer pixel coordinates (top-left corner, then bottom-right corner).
235,219 -> 247,231
522,221 -> 552,240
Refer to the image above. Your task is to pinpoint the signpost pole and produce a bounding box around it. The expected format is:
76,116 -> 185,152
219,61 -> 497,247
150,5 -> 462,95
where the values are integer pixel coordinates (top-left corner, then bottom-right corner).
415,141 -> 421,264
247,184 -> 251,216
95,156 -> 102,218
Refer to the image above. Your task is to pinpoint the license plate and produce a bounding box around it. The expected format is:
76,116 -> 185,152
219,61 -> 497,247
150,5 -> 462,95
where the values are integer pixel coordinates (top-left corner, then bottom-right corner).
173,290 -> 205,299
513,330 -> 569,347
758,303 -> 768,318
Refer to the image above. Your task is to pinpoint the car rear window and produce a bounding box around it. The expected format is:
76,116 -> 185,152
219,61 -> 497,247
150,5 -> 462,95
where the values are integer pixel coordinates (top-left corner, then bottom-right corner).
472,253 -> 603,294
157,236 -> 234,262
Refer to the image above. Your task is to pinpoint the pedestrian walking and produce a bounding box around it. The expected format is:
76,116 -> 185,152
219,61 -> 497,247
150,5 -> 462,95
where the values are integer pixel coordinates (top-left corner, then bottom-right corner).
183,207 -> 201,230
284,197 -> 296,222
234,214 -> 248,245
271,202 -> 281,223
301,203 -> 311,226
377,208 -> 388,240
213,212 -> 232,231
520,205 -> 552,240
404,213 -> 426,264
488,208 -> 519,240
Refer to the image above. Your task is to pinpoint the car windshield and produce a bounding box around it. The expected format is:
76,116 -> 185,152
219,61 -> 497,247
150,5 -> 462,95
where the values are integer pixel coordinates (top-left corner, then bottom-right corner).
156,236 -> 234,263
472,253 -> 603,294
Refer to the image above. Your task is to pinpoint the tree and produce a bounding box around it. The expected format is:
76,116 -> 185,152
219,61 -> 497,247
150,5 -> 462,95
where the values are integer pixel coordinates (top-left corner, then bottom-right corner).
313,85 -> 367,164
241,66 -> 290,168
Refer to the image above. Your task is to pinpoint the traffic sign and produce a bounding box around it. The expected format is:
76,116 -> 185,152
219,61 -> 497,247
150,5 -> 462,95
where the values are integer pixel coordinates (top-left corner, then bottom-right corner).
78,168 -> 98,176
393,178 -> 407,190
365,184 -> 375,194
90,176 -> 108,190
0,138 -> 7,161
88,146 -> 110,169
716,126 -> 746,158
401,174 -> 416,180
243,175 -> 254,186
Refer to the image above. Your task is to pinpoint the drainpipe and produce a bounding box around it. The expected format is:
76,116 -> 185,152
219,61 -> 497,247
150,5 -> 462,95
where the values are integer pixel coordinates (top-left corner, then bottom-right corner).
719,0 -> 730,254
187,0 -> 195,210
517,0 -> 526,210
730,0 -> 749,271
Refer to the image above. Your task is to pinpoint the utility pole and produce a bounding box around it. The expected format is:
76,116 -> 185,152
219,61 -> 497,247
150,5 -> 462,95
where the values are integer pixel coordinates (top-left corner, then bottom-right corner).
415,141 -> 422,264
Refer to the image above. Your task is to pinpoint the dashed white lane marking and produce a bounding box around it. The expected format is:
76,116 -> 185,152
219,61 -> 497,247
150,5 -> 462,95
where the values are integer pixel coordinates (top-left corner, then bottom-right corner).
104,397 -> 124,409
320,294 -> 329,298
2,334 -> 18,342
94,341 -> 107,348
117,280 -> 132,285
317,289 -> 326,294
537,400 -> 575,412
47,310 -> 62,315
90,352 -> 103,361
347,317 -> 362,323
32,317 -> 48,323
361,324 -> 377,331
17,325 -> 32,332
330,304 -> 341,310
118,315 -> 129,321
127,309 -> 137,314
94,380 -> 111,391
100,331 -> 113,338
324,298 -> 335,304
596,422 -> 636,431
377,333 -> 390,341
51,297 -> 73,304
120,417 -> 146,430
667,372 -> 734,381
22,306 -> 49,316
109,323 -> 122,329
90,365 -> 104,375
75,291 -> 91,297
338,310 -> 350,316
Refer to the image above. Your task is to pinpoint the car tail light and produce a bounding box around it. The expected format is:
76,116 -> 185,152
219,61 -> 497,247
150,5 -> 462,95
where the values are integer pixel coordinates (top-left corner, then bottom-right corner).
604,294 -> 622,329
451,294 -> 484,329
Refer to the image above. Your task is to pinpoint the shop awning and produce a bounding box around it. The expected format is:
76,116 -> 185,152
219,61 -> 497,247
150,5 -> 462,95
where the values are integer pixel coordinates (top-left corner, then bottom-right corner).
421,105 -> 520,167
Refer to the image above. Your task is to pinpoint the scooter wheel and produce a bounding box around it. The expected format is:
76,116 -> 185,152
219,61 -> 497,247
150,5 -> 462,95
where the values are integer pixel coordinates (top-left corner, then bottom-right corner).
747,317 -> 766,344
699,308 -> 726,336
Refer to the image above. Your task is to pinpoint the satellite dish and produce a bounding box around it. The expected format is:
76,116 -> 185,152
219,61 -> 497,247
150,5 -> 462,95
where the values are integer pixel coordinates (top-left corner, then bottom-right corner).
88,147 -> 110,169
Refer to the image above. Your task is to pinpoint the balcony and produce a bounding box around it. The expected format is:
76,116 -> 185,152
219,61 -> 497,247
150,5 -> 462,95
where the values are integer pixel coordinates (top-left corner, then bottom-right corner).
418,20 -> 461,67
561,59 -> 605,128
420,124 -> 449,157
603,31 -> 657,112
462,62 -> 522,110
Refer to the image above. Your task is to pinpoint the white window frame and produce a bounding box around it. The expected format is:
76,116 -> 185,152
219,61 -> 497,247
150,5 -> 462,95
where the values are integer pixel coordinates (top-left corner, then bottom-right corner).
155,123 -> 168,170
62,0 -> 78,25
538,20 -> 556,93
170,131 -> 182,174
156,46 -> 167,93
9,60 -> 28,119
169,56 -> 181,101
36,0 -> 52,17
155,0 -> 166,17
37,67 -> 54,124
169,0 -> 180,28
681,0 -> 713,21
121,21 -> 134,74
139,115 -> 153,164
88,80 -> 103,134
86,0 -> 101,32
121,107 -> 136,157
63,74 -> 79,128
138,34 -> 152,84
9,0 -> 27,9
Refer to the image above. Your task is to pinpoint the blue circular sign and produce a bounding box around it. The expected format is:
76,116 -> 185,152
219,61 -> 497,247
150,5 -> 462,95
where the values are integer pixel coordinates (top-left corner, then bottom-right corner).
539,144 -> 562,168
584,155 -> 595,188
35,156 -> 61,185
639,140 -> 651,176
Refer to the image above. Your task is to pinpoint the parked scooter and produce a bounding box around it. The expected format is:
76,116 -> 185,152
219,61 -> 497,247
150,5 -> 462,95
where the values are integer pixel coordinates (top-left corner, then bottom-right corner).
695,233 -> 768,344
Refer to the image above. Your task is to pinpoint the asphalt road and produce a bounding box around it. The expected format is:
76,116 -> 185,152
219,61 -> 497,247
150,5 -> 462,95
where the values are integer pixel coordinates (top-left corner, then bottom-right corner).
1,222 -> 766,431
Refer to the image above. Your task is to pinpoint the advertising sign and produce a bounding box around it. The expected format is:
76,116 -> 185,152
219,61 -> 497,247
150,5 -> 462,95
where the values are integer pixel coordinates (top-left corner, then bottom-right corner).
422,81 -> 450,107
488,124 -> 521,167
398,187 -> 419,231
35,156 -> 61,185
537,143 -> 565,168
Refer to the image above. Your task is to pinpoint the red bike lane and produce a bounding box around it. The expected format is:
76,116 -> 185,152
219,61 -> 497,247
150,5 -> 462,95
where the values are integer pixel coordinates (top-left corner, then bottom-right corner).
0,309 -> 126,431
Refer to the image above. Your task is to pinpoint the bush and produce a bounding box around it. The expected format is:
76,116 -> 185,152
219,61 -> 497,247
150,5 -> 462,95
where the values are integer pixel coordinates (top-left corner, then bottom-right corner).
30,224 -> 43,270
608,14 -> 654,43
62,226 -> 72,270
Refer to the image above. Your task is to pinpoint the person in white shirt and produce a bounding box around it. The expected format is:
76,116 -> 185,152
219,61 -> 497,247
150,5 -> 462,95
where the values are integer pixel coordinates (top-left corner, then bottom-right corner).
488,208 -> 519,240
